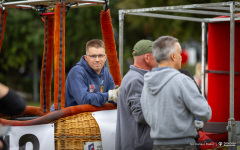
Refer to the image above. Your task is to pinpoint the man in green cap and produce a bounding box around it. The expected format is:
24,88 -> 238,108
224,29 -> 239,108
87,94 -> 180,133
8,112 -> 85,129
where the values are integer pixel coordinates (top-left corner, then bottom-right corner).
115,40 -> 157,150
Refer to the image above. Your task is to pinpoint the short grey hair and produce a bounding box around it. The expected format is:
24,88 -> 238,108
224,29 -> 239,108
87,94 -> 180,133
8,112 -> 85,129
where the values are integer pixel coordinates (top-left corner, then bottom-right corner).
152,36 -> 179,63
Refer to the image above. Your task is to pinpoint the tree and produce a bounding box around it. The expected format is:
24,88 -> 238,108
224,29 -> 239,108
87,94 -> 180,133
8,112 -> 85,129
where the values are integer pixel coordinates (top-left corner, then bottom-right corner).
0,4 -> 113,100
0,8 -> 43,91
114,0 -> 226,74
0,0 -> 226,100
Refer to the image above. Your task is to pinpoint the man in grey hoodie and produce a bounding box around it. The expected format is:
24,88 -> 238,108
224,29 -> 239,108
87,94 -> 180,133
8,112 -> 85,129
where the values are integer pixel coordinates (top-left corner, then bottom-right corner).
115,40 -> 157,150
141,36 -> 212,150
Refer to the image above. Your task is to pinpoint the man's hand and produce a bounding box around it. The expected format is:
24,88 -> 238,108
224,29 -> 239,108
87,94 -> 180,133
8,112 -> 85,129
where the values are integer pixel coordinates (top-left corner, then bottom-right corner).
108,85 -> 120,103
195,120 -> 204,131
0,83 -> 9,99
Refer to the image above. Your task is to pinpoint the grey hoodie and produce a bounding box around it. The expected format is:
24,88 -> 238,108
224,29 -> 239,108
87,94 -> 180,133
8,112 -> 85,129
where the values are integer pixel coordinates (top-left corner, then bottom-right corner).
141,67 -> 212,145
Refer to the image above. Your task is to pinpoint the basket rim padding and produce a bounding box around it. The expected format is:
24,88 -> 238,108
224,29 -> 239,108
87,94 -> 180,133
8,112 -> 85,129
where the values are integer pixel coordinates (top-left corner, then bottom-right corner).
0,103 -> 116,126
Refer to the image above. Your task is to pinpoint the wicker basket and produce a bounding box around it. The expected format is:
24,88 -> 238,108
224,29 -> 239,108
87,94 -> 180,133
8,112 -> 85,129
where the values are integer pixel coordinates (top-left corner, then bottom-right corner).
54,112 -> 101,150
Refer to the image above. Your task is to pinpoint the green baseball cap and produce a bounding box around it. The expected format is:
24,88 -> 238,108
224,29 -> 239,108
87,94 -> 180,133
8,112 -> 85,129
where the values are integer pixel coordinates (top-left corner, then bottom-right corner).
132,40 -> 153,56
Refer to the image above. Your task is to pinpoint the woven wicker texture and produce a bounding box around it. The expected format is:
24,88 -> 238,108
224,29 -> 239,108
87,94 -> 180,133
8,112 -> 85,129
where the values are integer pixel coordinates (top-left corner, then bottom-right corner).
54,112 -> 101,150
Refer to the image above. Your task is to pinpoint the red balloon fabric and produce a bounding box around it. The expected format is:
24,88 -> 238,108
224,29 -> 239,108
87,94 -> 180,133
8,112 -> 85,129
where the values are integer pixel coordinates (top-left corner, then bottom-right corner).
181,49 -> 188,67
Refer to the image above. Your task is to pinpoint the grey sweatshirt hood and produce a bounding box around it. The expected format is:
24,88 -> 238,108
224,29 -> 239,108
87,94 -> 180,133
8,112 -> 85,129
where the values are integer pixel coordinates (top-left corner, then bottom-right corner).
141,66 -> 212,145
145,67 -> 180,95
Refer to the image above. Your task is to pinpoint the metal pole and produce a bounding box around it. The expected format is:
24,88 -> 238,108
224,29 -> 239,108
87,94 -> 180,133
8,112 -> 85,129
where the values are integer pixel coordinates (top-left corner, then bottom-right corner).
228,2 -> 236,148
201,22 -> 207,97
127,12 -> 205,22
119,10 -> 124,78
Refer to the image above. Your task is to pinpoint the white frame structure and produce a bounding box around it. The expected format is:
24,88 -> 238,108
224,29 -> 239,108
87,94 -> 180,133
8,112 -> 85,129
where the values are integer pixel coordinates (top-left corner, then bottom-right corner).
0,0 -> 108,10
119,1 -> 240,148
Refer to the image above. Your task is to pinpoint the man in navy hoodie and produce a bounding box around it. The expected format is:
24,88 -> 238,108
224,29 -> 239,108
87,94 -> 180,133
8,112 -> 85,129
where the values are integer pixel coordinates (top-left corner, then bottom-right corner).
51,39 -> 117,111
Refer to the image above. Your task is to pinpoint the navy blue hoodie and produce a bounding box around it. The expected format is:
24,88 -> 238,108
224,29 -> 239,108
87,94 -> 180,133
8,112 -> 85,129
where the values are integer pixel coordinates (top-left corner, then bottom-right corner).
51,56 -> 115,111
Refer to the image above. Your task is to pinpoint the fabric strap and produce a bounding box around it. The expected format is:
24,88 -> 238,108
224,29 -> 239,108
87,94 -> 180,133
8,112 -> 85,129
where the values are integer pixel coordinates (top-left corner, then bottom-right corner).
40,14 -> 54,113
0,8 -> 7,53
54,2 -> 66,110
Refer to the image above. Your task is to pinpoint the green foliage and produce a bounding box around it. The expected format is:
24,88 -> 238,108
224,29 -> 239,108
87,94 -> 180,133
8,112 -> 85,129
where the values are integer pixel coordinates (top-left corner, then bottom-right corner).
114,0 -> 228,74
1,8 -> 43,68
0,0 -> 229,98
65,6 -> 104,70
26,100 -> 40,107
183,64 -> 196,76
0,6 -> 106,90
0,8 -> 43,89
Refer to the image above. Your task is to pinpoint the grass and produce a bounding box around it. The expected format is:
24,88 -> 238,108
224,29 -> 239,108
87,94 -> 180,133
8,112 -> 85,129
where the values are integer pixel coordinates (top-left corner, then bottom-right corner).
26,100 -> 40,107
26,100 -> 54,107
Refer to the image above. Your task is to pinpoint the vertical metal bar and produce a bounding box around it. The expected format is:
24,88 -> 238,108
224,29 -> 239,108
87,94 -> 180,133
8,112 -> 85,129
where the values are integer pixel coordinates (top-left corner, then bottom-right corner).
201,22 -> 207,97
119,10 -> 124,78
228,2 -> 236,147
229,0 -> 235,123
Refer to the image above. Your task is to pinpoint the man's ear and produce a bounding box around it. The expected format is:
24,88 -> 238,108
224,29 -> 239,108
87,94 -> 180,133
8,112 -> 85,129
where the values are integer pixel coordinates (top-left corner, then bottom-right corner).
170,52 -> 176,62
84,55 -> 87,61
144,54 -> 149,62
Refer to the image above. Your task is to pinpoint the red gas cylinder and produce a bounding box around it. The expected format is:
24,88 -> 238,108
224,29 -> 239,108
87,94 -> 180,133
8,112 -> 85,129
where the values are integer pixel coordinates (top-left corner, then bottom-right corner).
208,18 -> 240,122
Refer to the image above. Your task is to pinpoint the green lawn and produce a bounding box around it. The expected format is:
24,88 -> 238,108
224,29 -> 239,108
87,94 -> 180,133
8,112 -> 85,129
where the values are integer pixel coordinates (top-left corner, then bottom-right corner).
26,101 -> 54,107
26,101 -> 40,107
